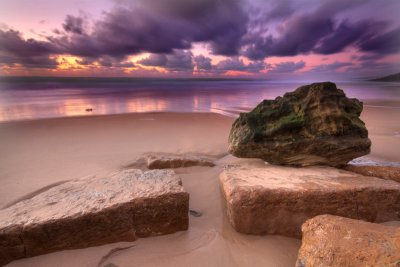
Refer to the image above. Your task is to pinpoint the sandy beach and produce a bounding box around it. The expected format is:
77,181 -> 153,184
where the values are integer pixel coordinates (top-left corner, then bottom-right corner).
0,104 -> 399,267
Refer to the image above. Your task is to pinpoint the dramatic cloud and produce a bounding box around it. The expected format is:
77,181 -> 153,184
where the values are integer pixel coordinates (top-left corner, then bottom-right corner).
264,0 -> 294,21
242,0 -> 400,59
62,15 -> 85,35
311,62 -> 352,72
0,30 -> 55,58
50,0 -> 247,59
359,26 -> 400,54
194,55 -> 212,71
269,61 -> 305,73
242,0 -> 363,59
139,54 -> 168,67
0,29 -> 58,68
0,54 -> 58,68
0,0 -> 399,77
313,20 -> 377,54
139,50 -> 193,71
215,57 -> 266,73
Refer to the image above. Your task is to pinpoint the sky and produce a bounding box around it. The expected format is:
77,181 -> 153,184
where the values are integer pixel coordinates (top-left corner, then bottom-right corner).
0,0 -> 399,80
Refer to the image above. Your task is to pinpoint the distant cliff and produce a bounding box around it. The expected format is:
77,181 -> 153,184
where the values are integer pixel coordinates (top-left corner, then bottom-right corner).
370,72 -> 400,82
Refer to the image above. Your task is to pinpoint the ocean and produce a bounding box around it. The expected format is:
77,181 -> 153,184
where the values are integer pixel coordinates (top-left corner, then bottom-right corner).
0,77 -> 399,122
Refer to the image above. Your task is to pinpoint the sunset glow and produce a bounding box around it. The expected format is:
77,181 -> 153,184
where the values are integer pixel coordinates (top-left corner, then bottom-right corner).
0,0 -> 399,80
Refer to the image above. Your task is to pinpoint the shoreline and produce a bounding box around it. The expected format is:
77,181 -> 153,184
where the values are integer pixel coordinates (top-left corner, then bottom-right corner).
0,111 -> 235,124
1,96 -> 399,124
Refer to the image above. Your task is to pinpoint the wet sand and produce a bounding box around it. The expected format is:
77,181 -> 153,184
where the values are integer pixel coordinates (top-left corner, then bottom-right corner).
362,103 -> 400,162
0,106 -> 399,267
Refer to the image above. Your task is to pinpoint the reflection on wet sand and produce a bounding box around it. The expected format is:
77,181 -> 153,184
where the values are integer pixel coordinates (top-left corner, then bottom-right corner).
127,98 -> 168,113
0,92 -> 251,122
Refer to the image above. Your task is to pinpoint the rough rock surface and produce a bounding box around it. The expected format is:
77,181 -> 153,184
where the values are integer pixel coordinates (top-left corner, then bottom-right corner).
296,215 -> 400,267
228,82 -> 371,167
344,164 -> 400,183
0,169 -> 189,266
145,153 -> 215,169
220,165 -> 400,238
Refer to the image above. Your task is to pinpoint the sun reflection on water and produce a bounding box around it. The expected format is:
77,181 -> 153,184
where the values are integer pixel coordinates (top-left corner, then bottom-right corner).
1,80 -> 399,122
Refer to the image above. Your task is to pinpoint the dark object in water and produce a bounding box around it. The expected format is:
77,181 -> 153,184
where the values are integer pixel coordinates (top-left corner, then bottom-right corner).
86,108 -> 93,112
189,209 -> 203,217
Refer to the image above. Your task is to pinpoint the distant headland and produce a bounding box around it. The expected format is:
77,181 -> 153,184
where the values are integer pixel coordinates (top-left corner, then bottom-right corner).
370,72 -> 400,82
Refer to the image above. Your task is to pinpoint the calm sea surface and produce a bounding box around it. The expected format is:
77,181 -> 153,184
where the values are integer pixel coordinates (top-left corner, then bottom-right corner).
0,77 -> 399,122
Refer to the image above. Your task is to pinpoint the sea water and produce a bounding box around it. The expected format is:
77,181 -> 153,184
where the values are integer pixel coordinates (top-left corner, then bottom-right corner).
0,77 -> 399,122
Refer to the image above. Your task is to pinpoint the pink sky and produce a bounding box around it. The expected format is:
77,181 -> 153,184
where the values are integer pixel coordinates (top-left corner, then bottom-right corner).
0,0 -> 399,80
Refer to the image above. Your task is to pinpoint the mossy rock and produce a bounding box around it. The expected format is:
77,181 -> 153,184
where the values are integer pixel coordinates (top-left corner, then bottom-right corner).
228,82 -> 371,167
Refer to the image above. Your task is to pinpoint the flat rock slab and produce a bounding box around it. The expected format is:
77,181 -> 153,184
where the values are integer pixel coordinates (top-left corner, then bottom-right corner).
145,153 -> 215,169
0,169 -> 189,266
220,165 -> 400,238
296,215 -> 400,267
343,164 -> 400,183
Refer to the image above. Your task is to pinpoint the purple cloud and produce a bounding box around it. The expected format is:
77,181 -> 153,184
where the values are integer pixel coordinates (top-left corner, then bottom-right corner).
269,61 -> 305,73
0,29 -> 58,68
359,26 -> 400,54
51,0 -> 247,59
311,62 -> 352,72
0,0 -> 399,74
215,57 -> 266,73
194,55 -> 212,71
313,20 -> 379,54
62,15 -> 85,35
0,30 -> 55,58
139,50 -> 193,71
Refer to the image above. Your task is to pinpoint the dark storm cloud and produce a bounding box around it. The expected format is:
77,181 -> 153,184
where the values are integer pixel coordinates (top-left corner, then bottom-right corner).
269,61 -> 305,73
243,14 -> 334,59
215,57 -> 265,72
194,54 -> 267,73
313,20 -> 378,54
242,0 -> 399,59
163,50 -> 193,71
0,29 -> 58,68
0,29 -> 55,57
62,15 -> 85,35
242,0 -> 360,59
194,55 -> 212,71
139,54 -> 168,67
51,0 -> 247,59
359,26 -> 400,54
0,54 -> 58,68
139,50 -> 193,71
265,0 -> 294,21
0,0 -> 247,69
76,56 -> 135,67
1,0 -> 400,71
97,57 -> 135,68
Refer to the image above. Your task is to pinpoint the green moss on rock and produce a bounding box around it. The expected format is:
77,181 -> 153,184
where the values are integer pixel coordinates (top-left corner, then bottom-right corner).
228,82 -> 371,167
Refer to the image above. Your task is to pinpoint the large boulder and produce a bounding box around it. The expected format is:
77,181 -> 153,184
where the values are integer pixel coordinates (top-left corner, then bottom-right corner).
296,215 -> 400,267
220,164 -> 400,238
0,169 -> 189,266
228,82 -> 371,167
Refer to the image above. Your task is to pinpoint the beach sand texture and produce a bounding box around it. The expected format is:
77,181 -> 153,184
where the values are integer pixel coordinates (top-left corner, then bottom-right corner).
0,106 -> 399,266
